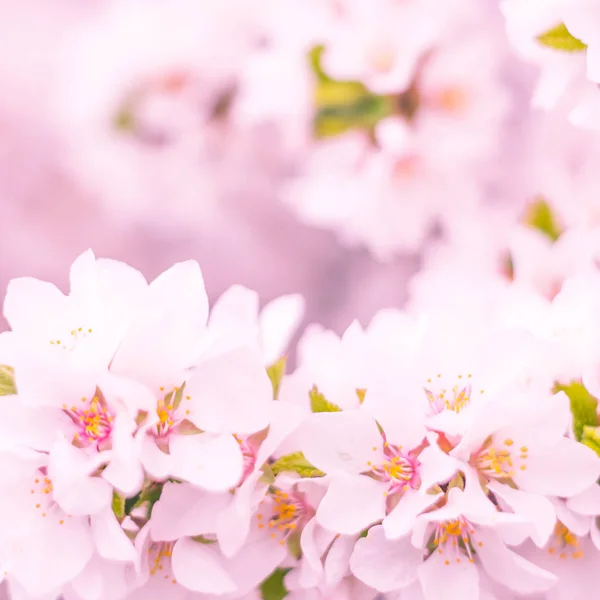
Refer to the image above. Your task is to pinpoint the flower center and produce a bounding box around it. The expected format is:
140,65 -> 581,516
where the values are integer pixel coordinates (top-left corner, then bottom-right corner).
547,523 -> 584,560
430,517 -> 482,565
49,327 -> 93,351
148,541 -> 177,584
30,470 -> 70,525
64,394 -> 114,447
234,435 -> 257,483
258,489 -> 307,545
369,441 -> 419,495
425,374 -> 480,415
474,437 -> 528,481
431,86 -> 467,112
154,384 -> 191,438
368,43 -> 395,74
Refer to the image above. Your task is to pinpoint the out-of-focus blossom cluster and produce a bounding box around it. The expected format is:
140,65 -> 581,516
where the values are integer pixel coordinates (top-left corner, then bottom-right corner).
6,0 -> 600,598
502,0 -> 600,130
3,246 -> 600,600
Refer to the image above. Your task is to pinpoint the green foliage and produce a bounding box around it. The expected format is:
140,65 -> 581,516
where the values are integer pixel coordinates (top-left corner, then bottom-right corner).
309,44 -> 394,139
267,356 -> 287,400
581,426 -> 600,457
124,482 -> 165,518
537,23 -> 587,52
523,198 -> 563,242
554,381 -> 599,441
0,365 -> 16,396
309,386 -> 341,413
260,568 -> 291,600
270,451 -> 324,478
112,492 -> 126,521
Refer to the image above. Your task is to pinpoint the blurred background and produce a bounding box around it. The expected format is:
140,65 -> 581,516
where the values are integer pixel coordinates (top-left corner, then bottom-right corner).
1,0 -> 597,334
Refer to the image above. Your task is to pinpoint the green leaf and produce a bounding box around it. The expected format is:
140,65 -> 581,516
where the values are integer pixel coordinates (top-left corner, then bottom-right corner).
125,482 -> 164,518
554,381 -> 598,441
112,492 -> 125,521
260,463 -> 276,485
270,451 -> 324,478
260,568 -> 291,600
309,386 -> 341,413
0,365 -> 16,396
537,22 -> 587,52
315,79 -> 371,108
124,492 -> 142,516
267,357 -> 287,400
581,426 -> 600,457
309,44 -> 393,139
314,94 -> 393,139
523,198 -> 563,242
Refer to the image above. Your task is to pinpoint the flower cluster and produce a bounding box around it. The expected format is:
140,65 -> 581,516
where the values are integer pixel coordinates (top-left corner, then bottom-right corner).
502,0 -> 600,130
3,249 -> 600,600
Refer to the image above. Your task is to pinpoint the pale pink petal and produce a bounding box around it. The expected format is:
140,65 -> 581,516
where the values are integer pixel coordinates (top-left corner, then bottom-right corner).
487,482 -> 556,547
350,526 -> 421,593
140,435 -> 177,481
216,472 -> 260,557
475,528 -> 557,594
11,512 -> 94,597
185,347 -> 272,435
383,489 -> 443,540
566,483 -> 600,516
298,410 -> 382,475
48,438 -> 112,516
169,433 -> 243,492
298,517 -> 323,587
361,380 -> 427,450
324,535 -> 355,588
317,473 -> 387,535
259,294 -> 305,365
101,413 -> 144,497
514,437 -> 600,497
172,537 -> 237,595
65,555 -> 102,600
151,482 -> 231,541
147,260 -> 209,331
255,401 -> 305,467
220,530 -> 287,595
418,553 -> 479,600
205,285 -> 260,356
91,509 -> 137,563
3,277 -> 69,340
417,443 -> 461,491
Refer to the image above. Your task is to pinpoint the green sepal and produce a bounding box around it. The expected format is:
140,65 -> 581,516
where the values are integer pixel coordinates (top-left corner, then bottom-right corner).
270,451 -> 325,478
0,365 -> 16,396
309,386 -> 341,413
267,356 -> 287,400
523,198 -> 563,242
581,426 -> 600,457
260,568 -> 291,600
112,491 -> 126,521
554,381 -> 599,441
191,535 -> 217,545
537,22 -> 587,52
